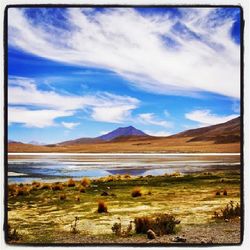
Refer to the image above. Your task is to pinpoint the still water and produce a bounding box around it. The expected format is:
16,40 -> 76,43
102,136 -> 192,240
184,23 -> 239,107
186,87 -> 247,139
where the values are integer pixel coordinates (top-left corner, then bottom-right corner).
8,153 -> 240,183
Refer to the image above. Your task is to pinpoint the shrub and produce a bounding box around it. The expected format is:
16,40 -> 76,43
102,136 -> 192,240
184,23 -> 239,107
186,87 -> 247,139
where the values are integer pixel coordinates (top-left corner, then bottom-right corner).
97,200 -> 108,213
124,174 -> 131,179
216,191 -> 220,196
131,187 -> 142,197
111,222 -> 122,236
81,177 -> 91,187
213,201 -> 241,220
59,194 -> 66,200
221,201 -> 240,219
223,190 -> 228,196
32,181 -> 41,187
51,183 -> 63,191
40,183 -> 51,190
111,220 -> 133,237
7,224 -> 21,242
134,213 -> 180,235
16,186 -> 29,196
67,178 -> 76,187
79,187 -> 86,193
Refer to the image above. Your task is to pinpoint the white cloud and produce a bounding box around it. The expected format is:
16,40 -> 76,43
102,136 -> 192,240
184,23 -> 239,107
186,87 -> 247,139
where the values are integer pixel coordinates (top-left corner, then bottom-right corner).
185,109 -> 238,126
91,106 -> 134,123
164,110 -> 170,117
9,107 -> 73,128
138,113 -> 172,128
8,8 -> 240,98
61,122 -> 80,129
8,76 -> 139,127
145,130 -> 171,137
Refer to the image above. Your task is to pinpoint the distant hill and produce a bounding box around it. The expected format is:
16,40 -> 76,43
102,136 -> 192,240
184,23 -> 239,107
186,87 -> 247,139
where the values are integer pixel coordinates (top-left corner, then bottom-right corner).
59,126 -> 148,145
172,116 -> 240,144
8,117 -> 241,153
98,126 -> 148,141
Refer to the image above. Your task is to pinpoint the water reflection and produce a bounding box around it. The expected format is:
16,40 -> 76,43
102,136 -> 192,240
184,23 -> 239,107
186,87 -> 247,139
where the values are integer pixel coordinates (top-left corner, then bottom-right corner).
8,154 -> 240,183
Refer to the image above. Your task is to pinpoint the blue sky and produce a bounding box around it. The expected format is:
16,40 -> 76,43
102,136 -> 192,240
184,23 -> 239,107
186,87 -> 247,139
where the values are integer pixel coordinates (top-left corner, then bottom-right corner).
8,7 -> 241,144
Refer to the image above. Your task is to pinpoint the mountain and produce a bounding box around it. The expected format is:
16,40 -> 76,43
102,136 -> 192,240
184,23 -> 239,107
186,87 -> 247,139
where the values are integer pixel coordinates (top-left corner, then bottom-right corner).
98,126 -> 148,141
172,116 -> 240,144
59,126 -> 148,146
8,117 -> 241,153
29,141 -> 46,146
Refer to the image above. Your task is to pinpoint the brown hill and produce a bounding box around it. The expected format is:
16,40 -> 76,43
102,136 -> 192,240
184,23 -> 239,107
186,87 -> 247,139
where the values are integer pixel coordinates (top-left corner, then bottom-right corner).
8,117 -> 241,153
172,116 -> 240,144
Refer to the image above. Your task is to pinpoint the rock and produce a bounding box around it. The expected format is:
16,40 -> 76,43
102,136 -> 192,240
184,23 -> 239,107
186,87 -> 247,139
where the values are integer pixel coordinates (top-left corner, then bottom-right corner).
147,229 -> 156,240
171,236 -> 187,242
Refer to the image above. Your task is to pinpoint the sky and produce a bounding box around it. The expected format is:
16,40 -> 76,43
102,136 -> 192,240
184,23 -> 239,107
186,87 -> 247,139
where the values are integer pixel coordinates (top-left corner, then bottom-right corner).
7,7 -> 241,144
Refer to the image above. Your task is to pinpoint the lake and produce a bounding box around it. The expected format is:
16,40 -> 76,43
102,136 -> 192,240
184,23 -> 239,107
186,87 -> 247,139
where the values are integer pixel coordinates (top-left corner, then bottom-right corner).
8,153 -> 241,183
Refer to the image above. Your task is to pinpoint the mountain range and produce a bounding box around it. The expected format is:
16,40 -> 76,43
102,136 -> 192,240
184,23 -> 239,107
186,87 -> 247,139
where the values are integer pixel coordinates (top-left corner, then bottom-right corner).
8,116 -> 241,153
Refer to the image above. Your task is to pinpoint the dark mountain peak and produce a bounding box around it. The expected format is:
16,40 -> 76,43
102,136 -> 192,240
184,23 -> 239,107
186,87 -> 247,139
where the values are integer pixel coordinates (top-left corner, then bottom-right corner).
97,126 -> 147,141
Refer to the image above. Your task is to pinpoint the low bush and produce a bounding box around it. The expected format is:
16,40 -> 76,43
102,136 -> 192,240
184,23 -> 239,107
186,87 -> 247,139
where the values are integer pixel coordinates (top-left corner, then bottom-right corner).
67,178 -> 76,187
97,200 -> 108,213
16,186 -> 29,196
32,181 -> 41,188
40,183 -> 51,190
213,201 -> 241,220
79,187 -> 86,193
111,220 -> 133,237
51,183 -> 63,191
131,187 -> 142,197
223,190 -> 228,196
7,224 -> 21,242
216,191 -> 220,196
134,213 -> 180,235
59,194 -> 66,200
80,177 -> 91,187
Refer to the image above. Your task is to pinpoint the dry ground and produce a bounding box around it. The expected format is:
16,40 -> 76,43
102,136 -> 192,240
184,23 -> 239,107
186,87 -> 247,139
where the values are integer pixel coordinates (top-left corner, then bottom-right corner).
7,171 -> 241,245
8,137 -> 240,153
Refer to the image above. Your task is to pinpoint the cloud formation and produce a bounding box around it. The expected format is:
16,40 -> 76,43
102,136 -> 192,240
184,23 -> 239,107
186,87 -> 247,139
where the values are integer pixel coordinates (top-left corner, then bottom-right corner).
185,109 -> 238,127
8,76 -> 139,127
138,113 -> 172,128
62,122 -> 80,129
8,7 -> 240,98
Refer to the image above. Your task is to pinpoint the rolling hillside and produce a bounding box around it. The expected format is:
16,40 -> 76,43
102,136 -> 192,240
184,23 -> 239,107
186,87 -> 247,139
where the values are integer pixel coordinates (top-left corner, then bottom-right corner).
8,117 -> 241,153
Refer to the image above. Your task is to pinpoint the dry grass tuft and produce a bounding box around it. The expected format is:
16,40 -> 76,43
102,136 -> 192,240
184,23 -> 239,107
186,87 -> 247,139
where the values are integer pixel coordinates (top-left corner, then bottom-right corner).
131,187 -> 142,197
40,183 -> 51,190
67,178 -> 76,187
213,201 -> 240,220
79,186 -> 86,193
32,181 -> 41,188
134,213 -> 180,235
59,194 -> 67,200
80,177 -> 91,187
97,200 -> 108,213
51,183 -> 63,191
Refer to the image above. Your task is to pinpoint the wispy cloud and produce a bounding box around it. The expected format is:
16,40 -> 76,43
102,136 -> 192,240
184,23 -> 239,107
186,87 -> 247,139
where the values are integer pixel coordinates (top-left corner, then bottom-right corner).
185,109 -> 238,127
8,76 -> 139,127
9,107 -> 73,128
61,122 -> 80,129
138,113 -> 172,128
145,130 -> 171,137
8,7 -> 240,98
